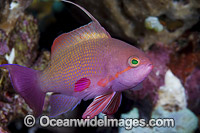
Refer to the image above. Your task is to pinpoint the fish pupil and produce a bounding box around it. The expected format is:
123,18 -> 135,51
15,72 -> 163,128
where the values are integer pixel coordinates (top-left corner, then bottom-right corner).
132,59 -> 138,64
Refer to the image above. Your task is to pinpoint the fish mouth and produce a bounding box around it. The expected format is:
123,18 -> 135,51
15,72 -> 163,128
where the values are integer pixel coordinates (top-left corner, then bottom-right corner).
147,63 -> 153,70
145,63 -> 153,74
118,64 -> 153,89
117,63 -> 153,89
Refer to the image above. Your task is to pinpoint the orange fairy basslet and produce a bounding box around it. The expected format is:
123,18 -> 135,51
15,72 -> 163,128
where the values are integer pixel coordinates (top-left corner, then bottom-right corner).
0,0 -> 153,118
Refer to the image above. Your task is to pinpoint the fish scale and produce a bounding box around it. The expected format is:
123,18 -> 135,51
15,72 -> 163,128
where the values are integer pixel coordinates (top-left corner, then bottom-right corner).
39,38 -> 109,96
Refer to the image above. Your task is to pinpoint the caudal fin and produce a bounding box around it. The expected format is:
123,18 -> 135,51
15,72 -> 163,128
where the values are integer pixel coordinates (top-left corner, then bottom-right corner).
0,64 -> 45,117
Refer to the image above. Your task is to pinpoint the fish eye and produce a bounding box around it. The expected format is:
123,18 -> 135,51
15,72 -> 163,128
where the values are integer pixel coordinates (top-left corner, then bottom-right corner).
128,56 -> 140,67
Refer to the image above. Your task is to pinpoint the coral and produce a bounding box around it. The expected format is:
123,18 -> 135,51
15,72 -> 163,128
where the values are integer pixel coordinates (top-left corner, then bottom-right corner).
145,16 -> 164,32
185,68 -> 200,114
122,34 -> 200,131
157,70 -> 187,111
0,0 -> 33,34
168,32 -> 200,82
120,70 -> 198,133
0,0 -> 51,132
9,15 -> 39,67
119,108 -> 151,132
119,107 -> 198,133
0,30 -> 9,55
152,106 -> 198,133
0,92 -> 33,128
124,31 -> 200,115
5,48 -> 15,64
32,50 -> 50,71
168,32 -> 200,114
76,0 -> 200,50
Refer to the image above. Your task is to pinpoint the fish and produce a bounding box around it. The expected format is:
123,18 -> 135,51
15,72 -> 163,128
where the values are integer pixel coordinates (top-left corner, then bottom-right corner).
0,0 -> 153,119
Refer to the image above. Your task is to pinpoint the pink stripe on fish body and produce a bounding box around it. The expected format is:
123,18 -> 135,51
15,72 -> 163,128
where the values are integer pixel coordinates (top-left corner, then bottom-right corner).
74,78 -> 91,92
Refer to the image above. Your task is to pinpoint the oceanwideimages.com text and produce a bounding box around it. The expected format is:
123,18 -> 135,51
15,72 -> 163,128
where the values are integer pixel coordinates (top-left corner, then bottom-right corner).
24,115 -> 175,130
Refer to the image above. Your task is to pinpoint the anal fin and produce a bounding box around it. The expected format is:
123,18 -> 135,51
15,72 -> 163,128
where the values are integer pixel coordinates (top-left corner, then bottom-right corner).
49,94 -> 81,117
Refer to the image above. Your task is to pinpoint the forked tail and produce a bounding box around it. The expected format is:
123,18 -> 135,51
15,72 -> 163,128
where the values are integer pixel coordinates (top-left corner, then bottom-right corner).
0,64 -> 45,117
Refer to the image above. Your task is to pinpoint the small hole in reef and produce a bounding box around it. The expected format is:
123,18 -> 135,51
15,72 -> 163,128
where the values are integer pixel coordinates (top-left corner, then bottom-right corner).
13,0 -> 18,4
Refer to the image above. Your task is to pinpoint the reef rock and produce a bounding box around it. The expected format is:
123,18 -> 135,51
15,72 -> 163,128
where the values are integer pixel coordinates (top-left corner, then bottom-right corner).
120,107 -> 198,133
8,15 -> 39,67
152,106 -> 198,133
120,69 -> 198,133
0,0 -> 33,34
0,30 -> 9,55
76,0 -> 200,50
157,70 -> 187,111
168,32 -> 200,114
185,68 -> 200,114
0,0 -> 50,132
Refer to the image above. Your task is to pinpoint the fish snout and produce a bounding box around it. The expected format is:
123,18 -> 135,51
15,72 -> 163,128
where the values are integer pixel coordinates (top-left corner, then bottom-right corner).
146,63 -> 153,74
148,63 -> 153,69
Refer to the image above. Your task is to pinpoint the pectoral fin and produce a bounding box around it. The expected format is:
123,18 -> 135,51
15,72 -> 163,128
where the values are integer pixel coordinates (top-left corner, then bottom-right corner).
82,92 -> 116,119
102,92 -> 122,115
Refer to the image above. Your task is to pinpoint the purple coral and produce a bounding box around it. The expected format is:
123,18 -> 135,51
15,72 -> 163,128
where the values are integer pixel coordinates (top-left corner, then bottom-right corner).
0,30 -> 9,55
185,68 -> 200,114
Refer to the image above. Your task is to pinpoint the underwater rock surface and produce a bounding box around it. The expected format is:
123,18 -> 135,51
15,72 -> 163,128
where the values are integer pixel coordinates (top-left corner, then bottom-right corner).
76,0 -> 200,50
0,0 -> 50,132
122,34 -> 200,131
0,0 -> 33,34
120,70 -> 198,133
185,68 -> 200,114
168,32 -> 200,115
0,30 -> 9,55
120,107 -> 198,133
157,70 -> 187,111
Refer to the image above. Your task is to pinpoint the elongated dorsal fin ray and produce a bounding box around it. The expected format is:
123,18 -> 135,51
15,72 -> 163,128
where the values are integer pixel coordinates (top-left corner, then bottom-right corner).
51,1 -> 111,58
62,0 -> 99,24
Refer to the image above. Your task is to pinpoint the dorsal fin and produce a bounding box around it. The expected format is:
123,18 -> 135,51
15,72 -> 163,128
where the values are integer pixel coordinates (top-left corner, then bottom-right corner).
51,1 -> 111,58
62,0 -> 99,24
